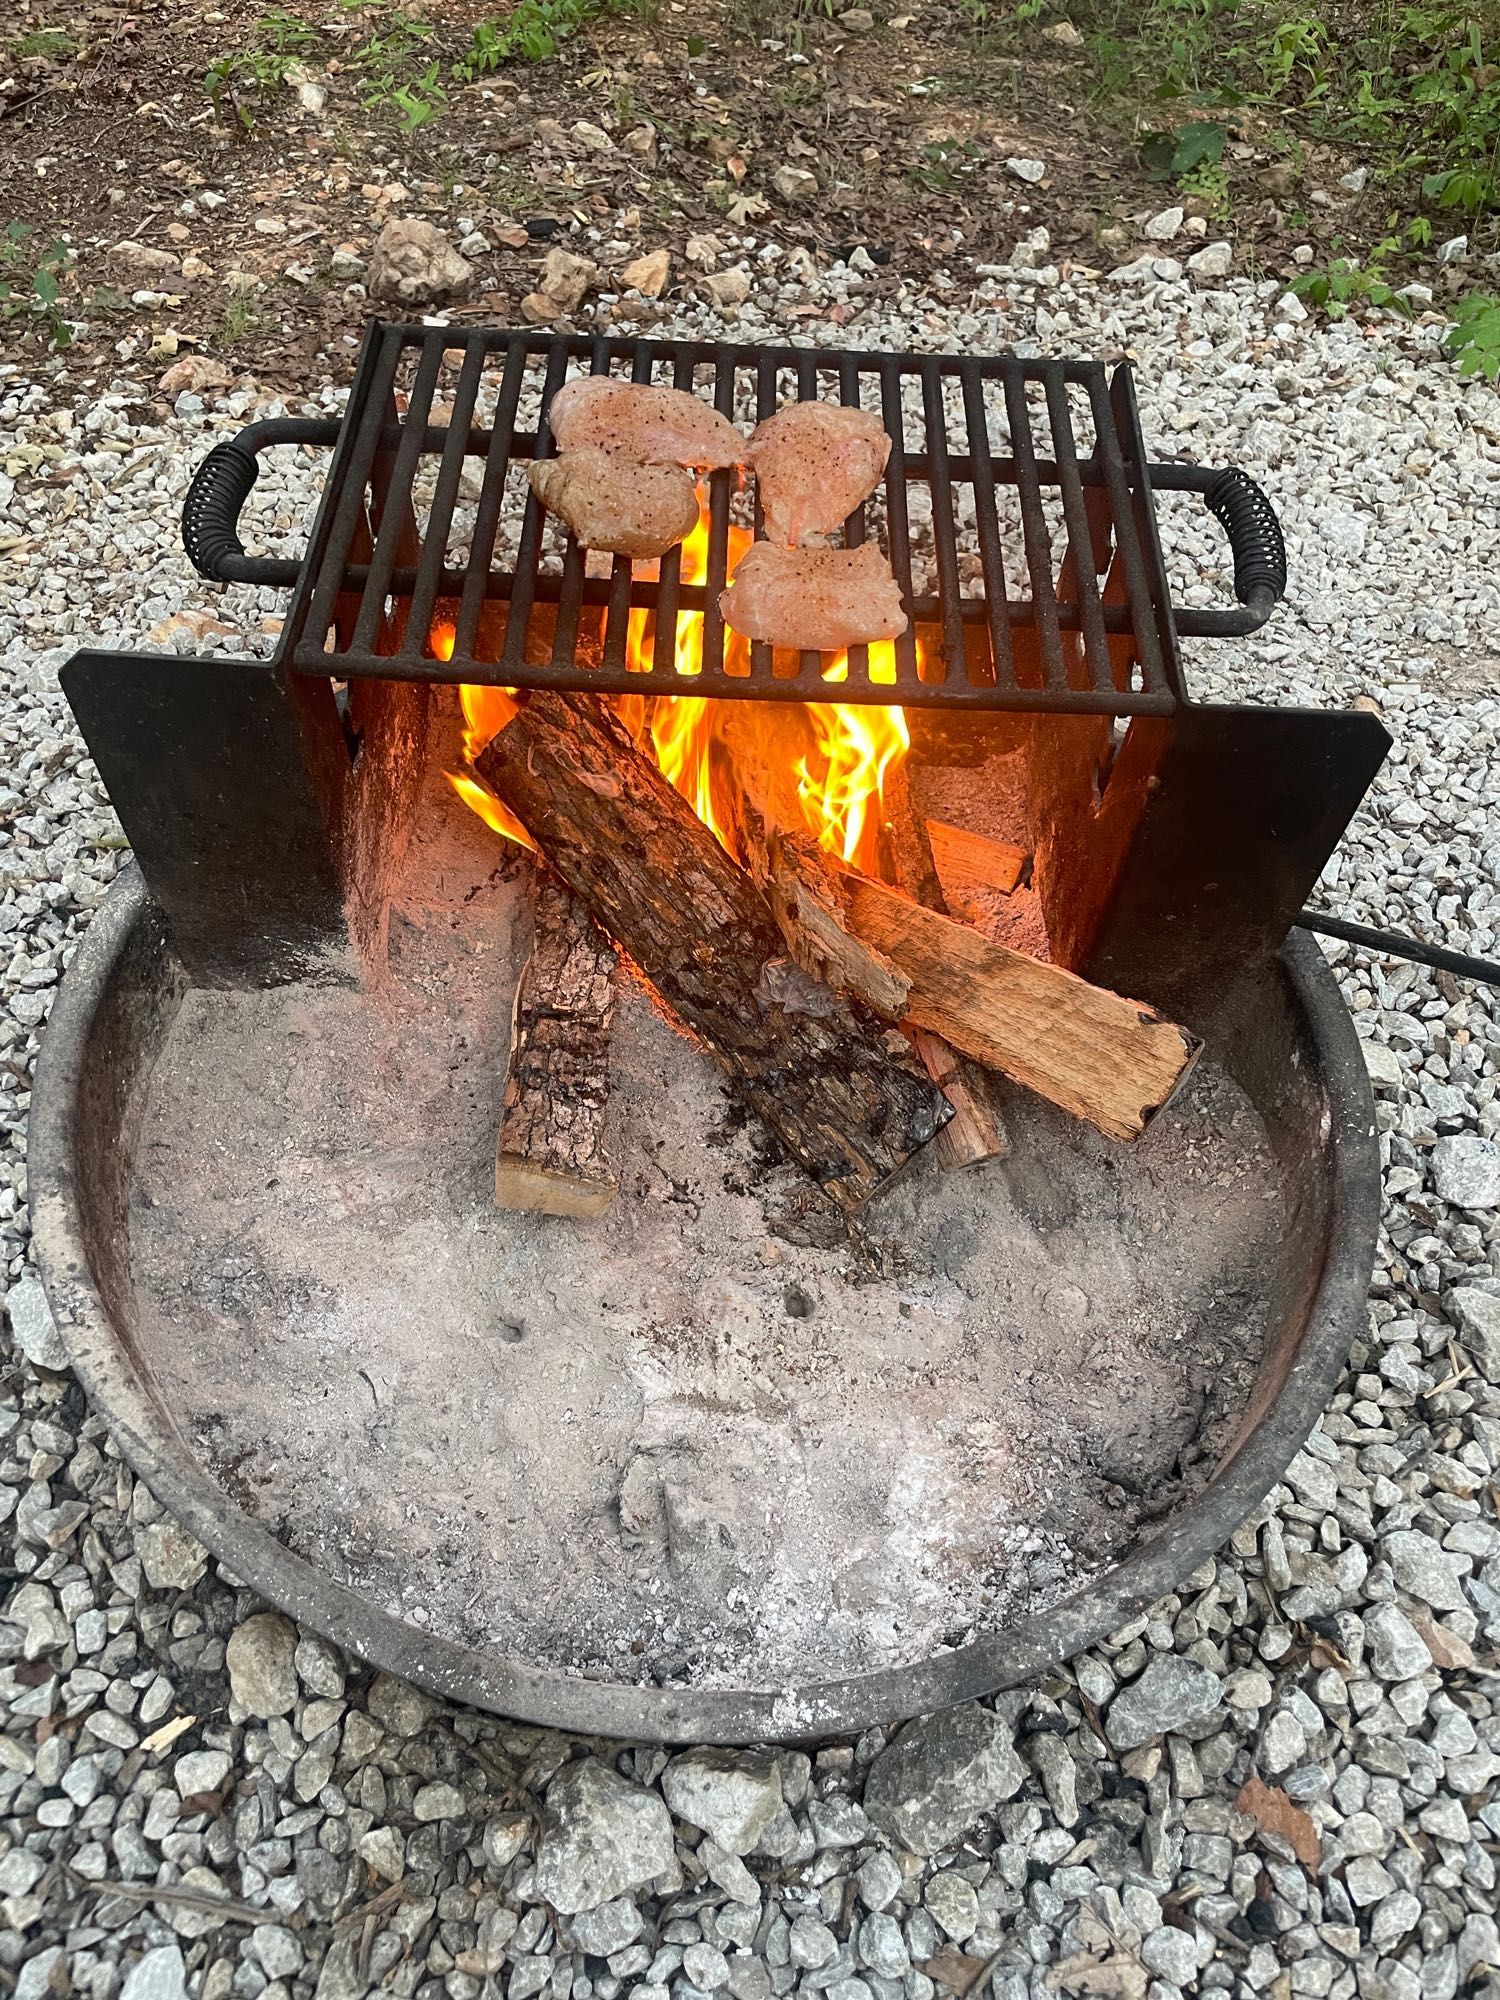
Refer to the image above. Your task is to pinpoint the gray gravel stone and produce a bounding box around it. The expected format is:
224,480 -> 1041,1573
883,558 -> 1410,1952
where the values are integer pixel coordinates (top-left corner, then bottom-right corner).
1384,1531 -> 1471,1610
570,1896 -> 644,1956
1431,1135 -> 1500,1209
119,1947 -> 187,2000
864,1703 -> 1025,1854
1365,1603 -> 1433,1680
4,1277 -> 68,1370
225,1610 -> 299,1716
662,1750 -> 782,1855
534,1757 -> 675,1914
1106,1656 -> 1223,1750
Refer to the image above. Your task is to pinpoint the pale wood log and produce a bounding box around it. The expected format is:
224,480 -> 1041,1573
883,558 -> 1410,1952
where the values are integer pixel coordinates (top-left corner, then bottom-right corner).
882,769 -> 1009,1170
925,818 -> 1029,920
477,693 -> 951,1210
496,869 -> 619,1219
837,873 -> 1201,1142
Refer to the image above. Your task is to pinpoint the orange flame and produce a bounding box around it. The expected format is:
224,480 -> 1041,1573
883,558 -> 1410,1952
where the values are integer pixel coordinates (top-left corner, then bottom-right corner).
439,622 -> 535,850
443,501 -> 911,877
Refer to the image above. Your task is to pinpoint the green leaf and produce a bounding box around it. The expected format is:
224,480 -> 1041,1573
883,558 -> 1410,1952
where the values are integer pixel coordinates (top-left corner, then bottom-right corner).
32,268 -> 58,306
1172,118 -> 1228,172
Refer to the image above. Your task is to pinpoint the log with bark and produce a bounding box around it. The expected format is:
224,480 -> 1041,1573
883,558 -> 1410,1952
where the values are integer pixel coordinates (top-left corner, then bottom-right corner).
495,867 -> 620,1219
476,692 -> 952,1211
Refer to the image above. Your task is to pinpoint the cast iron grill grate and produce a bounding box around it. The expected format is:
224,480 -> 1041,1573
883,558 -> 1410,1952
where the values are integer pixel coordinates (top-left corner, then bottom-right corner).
184,322 -> 1288,715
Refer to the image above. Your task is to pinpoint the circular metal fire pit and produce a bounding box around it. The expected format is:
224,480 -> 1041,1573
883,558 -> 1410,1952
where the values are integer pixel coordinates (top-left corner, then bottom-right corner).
29,868 -> 1379,1745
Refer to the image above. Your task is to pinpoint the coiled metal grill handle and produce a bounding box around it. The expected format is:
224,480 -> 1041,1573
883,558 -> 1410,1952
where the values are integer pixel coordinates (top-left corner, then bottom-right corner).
1203,467 -> 1287,610
182,439 -> 259,580
180,417 -> 342,587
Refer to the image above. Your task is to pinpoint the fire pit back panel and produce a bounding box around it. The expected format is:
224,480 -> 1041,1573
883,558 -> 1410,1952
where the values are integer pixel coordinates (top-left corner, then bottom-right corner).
30,824 -> 1379,1744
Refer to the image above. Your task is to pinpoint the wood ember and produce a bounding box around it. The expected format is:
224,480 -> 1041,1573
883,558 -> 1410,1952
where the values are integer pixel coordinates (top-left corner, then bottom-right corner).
476,692 -> 952,1211
496,867 -> 619,1219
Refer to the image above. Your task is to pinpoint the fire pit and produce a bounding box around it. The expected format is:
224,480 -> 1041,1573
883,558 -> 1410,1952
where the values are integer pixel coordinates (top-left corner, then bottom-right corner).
30,324 -> 1389,1743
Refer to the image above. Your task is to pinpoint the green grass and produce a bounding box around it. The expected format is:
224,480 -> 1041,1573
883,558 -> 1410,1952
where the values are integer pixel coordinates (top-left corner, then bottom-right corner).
14,29 -> 79,59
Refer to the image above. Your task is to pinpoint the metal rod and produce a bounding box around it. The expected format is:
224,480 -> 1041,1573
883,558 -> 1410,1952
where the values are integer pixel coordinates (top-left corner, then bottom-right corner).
1294,912 -> 1500,991
406,342 -> 486,655
879,360 -> 920,685
959,360 -> 1012,692
302,325 -> 403,649
551,339 -> 608,668
1043,372 -> 1112,692
919,358 -> 966,687
1002,371 -> 1065,691
1089,366 -> 1167,694
502,344 -> 571,669
836,352 -> 872,689
352,337 -> 445,656
699,345 -> 738,681
453,342 -> 528,665
649,347 -> 697,678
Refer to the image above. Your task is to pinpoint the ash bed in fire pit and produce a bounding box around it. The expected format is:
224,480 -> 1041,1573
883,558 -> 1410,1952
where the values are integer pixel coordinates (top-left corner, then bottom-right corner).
32,323 -> 1389,1742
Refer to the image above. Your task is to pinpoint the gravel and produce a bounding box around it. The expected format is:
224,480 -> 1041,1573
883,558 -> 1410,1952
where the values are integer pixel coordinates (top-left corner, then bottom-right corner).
2,258 -> 1499,2000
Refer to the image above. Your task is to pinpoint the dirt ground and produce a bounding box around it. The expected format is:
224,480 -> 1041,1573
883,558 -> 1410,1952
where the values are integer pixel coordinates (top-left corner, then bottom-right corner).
0,0 -> 1451,393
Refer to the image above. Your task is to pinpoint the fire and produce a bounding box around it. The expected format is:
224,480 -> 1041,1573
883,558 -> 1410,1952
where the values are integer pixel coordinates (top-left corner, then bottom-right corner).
443,501 -> 911,877
441,639 -> 535,850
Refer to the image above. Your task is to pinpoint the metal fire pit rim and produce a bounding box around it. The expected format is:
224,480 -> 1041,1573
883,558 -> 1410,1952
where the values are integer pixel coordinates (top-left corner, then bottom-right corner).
28,870 -> 1378,1746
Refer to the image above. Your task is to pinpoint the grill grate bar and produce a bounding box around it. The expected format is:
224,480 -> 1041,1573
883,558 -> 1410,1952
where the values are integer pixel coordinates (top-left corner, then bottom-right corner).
878,359 -> 921,686
958,361 -> 1012,692
1002,371 -> 1066,691
698,347 -> 737,684
747,352 -> 776,687
304,325 -> 404,650
920,357 -> 967,689
406,342 -> 486,655
502,344 -> 571,669
648,348 -> 697,679
352,337 -> 445,657
453,343 -> 529,665
550,342 -> 607,669
1086,368 -> 1167,694
838,352 -> 871,690
1043,372 -> 1112,693
601,344 -> 655,674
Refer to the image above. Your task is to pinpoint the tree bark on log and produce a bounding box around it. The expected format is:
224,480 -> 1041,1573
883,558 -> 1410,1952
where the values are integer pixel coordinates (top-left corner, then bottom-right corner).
496,867 -> 620,1219
477,693 -> 951,1210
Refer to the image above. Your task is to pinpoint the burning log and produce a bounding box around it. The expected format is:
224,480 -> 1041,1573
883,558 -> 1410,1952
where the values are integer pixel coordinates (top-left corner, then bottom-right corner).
837,875 -> 1201,1143
496,869 -> 620,1219
476,693 -> 952,1211
881,769 -> 1009,1172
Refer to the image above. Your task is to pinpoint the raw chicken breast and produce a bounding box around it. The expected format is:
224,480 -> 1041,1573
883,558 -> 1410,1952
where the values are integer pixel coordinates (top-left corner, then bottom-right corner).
746,401 -> 892,545
528,449 -> 700,559
719,540 -> 908,651
547,376 -> 744,471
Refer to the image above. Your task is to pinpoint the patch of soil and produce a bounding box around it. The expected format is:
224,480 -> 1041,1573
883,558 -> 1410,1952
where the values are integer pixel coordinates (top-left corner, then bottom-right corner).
0,0 -> 1464,394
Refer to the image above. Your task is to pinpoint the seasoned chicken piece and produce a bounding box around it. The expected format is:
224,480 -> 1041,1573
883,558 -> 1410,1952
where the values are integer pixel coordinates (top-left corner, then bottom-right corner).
527,449 -> 701,559
746,401 -> 892,545
546,376 -> 744,471
719,540 -> 907,651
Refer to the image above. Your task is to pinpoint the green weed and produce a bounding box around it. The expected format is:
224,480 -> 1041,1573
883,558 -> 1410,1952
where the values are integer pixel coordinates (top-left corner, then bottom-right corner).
204,9 -> 321,131
0,223 -> 72,348
1446,294 -> 1500,378
1289,240 -> 1411,317
457,0 -> 655,71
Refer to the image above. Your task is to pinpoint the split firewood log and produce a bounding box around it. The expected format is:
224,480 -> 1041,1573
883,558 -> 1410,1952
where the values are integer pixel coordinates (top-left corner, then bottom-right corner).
476,692 -> 952,1211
